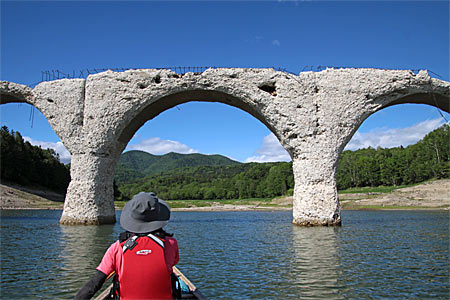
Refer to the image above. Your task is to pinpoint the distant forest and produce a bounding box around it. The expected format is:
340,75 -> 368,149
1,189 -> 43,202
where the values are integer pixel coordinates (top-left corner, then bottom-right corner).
337,123 -> 449,189
118,162 -> 294,201
1,124 -> 448,200
0,126 -> 70,193
117,124 -> 449,200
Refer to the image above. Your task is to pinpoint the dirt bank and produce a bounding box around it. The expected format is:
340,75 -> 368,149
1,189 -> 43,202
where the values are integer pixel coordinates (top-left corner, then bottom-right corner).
0,183 -> 64,209
339,179 -> 450,209
197,179 -> 450,211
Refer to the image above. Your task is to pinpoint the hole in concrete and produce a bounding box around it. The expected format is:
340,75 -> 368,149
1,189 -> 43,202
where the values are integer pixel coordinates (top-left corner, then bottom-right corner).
138,82 -> 149,89
258,82 -> 277,96
47,98 -> 54,103
259,83 -> 276,94
153,75 -> 161,84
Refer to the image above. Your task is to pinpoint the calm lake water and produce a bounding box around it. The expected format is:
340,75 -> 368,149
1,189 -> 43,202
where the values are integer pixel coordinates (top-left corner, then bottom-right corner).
1,210 -> 449,299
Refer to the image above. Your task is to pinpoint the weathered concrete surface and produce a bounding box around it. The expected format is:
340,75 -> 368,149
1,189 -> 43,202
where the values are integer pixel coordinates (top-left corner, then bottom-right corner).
1,68 -> 449,226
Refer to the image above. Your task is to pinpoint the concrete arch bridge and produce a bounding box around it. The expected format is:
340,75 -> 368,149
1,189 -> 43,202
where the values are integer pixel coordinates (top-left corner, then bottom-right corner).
1,68 -> 449,226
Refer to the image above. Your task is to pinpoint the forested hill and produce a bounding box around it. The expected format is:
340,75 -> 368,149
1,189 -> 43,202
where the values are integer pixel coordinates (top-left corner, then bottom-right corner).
117,124 -> 449,201
336,123 -> 450,190
0,126 -> 70,193
115,150 -> 240,184
117,162 -> 294,201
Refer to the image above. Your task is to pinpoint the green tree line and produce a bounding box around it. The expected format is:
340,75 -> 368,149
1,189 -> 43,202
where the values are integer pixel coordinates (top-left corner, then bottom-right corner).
118,162 -> 294,201
118,124 -> 449,200
337,124 -> 449,189
0,126 -> 71,193
2,124 -> 448,200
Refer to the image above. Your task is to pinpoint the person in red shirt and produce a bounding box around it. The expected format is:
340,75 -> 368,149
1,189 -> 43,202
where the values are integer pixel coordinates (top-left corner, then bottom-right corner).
75,192 -> 179,300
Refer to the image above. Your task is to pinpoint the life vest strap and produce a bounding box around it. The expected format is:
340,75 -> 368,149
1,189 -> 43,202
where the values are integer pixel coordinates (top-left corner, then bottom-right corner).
122,233 -> 164,254
122,235 -> 138,253
147,233 -> 164,249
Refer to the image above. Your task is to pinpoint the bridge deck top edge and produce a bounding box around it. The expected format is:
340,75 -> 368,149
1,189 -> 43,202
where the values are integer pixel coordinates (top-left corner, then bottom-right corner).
6,66 -> 442,88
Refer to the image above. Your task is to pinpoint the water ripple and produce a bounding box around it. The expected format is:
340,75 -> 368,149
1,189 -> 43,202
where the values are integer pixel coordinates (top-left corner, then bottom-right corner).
0,210 -> 448,299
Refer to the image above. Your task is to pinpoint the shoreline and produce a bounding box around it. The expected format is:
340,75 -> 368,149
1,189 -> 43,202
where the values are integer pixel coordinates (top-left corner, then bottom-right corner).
1,206 -> 448,212
2,179 -> 449,212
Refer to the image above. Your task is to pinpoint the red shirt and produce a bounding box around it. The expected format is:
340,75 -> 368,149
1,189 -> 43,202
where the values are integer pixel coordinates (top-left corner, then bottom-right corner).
97,236 -> 179,277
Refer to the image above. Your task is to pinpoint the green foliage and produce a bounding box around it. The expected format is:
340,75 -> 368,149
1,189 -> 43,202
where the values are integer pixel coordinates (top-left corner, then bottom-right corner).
337,124 -> 450,190
115,150 -> 240,184
0,126 -> 71,193
118,162 -> 295,201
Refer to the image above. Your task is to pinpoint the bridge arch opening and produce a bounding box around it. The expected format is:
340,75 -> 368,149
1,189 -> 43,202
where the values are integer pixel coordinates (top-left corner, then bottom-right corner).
113,90 -> 294,206
337,98 -> 449,210
116,90 -> 281,154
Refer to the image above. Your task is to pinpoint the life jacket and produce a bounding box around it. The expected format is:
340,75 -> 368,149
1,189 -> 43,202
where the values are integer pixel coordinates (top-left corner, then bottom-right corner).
118,234 -> 173,300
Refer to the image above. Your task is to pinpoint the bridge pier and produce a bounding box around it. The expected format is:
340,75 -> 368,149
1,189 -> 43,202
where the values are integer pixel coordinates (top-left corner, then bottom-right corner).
60,153 -> 116,225
291,154 -> 341,226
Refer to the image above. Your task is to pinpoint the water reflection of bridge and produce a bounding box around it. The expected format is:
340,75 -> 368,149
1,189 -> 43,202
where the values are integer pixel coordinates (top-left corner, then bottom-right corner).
59,224 -> 117,296
290,226 -> 344,299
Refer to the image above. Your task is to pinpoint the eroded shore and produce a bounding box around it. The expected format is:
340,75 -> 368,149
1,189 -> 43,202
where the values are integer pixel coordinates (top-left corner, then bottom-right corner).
1,179 -> 449,211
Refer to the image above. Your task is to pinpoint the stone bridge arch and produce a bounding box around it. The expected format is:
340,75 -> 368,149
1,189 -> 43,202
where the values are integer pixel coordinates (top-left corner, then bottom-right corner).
1,68 -> 448,226
336,71 -> 450,154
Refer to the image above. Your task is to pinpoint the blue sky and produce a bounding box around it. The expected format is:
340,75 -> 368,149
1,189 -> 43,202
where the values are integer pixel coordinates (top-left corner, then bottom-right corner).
1,1 -> 449,164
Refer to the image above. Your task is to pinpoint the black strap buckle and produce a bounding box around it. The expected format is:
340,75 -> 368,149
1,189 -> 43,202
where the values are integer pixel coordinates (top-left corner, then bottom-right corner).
123,237 -> 138,252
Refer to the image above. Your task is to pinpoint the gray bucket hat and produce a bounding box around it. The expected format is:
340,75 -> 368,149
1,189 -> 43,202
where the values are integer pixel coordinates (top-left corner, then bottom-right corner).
120,192 -> 170,233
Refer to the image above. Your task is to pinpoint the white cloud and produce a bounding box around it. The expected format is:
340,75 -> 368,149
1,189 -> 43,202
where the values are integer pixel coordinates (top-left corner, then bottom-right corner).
127,137 -> 199,155
345,118 -> 446,151
23,136 -> 72,164
245,133 -> 291,163
272,39 -> 281,46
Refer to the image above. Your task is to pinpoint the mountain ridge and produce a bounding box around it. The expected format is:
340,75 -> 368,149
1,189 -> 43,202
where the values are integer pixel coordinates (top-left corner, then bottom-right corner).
115,150 -> 240,184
